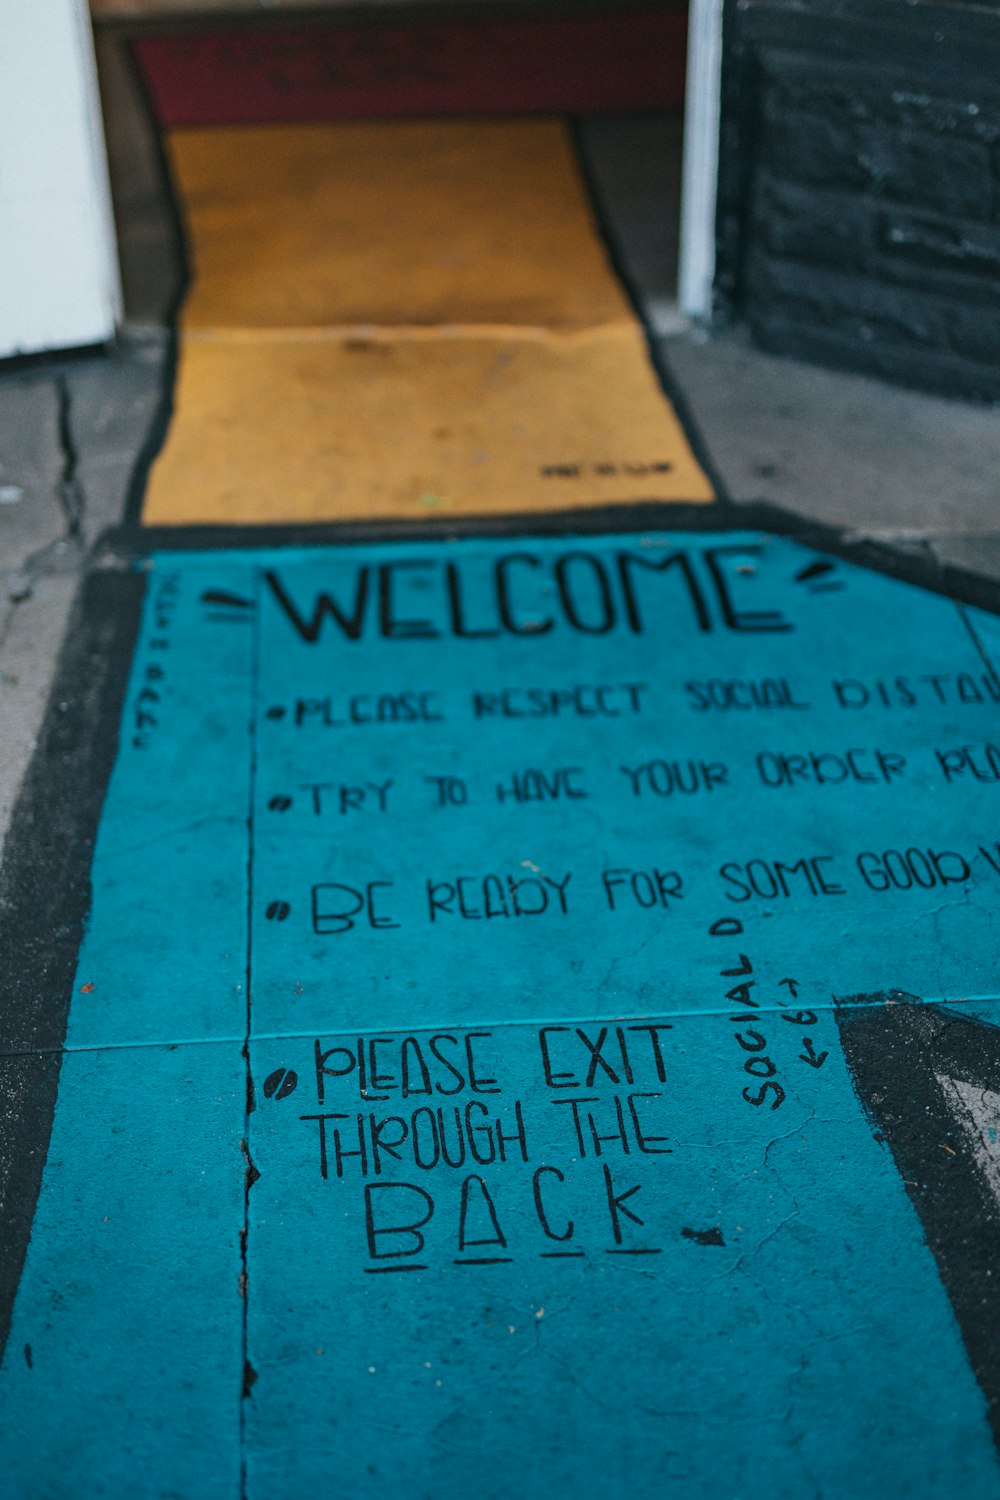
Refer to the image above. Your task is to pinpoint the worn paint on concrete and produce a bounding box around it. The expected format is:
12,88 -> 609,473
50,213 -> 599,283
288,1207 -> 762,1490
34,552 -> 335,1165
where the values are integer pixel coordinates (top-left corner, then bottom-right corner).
2,529 -> 1000,1494
142,121 -> 712,525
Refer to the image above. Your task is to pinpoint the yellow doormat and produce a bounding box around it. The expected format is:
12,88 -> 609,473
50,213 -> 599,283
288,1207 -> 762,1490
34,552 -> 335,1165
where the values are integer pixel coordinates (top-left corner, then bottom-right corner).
143,119 -> 713,525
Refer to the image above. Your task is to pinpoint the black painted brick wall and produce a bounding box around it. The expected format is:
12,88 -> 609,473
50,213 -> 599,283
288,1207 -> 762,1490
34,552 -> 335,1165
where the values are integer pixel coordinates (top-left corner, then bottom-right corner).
728,5 -> 1000,401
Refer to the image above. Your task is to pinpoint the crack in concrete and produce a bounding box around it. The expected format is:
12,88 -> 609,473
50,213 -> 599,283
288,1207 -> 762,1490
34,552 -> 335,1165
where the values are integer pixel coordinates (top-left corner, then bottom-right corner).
1,374 -> 88,646
55,373 -> 84,540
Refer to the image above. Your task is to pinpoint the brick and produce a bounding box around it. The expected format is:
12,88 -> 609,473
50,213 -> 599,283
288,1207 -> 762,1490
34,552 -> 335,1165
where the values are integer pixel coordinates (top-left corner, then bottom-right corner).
882,88 -> 1000,148
946,303 -> 1000,365
746,247 -> 1000,395
867,131 -> 993,219
755,177 -> 874,271
745,253 -> 952,350
762,48 -> 1000,146
738,35 -> 1000,401
751,311 -> 1000,403
879,212 -> 1000,277
764,108 -> 870,191
763,102 -> 994,220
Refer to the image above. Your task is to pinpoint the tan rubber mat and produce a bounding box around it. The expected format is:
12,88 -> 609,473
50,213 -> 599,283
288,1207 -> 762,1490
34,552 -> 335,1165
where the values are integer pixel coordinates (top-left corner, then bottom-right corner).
143,120 -> 713,524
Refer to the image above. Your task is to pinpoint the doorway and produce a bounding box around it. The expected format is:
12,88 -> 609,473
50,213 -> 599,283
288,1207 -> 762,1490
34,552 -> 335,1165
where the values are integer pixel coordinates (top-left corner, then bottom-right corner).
91,2 -> 698,334
89,2 -> 718,525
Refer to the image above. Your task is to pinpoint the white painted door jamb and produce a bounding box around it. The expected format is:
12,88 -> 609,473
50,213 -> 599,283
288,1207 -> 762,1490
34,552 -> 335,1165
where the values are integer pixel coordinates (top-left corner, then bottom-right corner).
678,0 -> 725,320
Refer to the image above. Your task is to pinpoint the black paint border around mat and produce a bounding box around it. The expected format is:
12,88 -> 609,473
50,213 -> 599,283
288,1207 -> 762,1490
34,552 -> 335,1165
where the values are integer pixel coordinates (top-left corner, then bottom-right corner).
103,497 -> 1000,624
0,566 -> 146,1360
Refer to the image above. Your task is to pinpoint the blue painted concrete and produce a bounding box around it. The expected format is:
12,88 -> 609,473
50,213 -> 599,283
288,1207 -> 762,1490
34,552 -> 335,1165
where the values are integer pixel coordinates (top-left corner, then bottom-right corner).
2,532 -> 1000,1495
246,1005 -> 1000,1499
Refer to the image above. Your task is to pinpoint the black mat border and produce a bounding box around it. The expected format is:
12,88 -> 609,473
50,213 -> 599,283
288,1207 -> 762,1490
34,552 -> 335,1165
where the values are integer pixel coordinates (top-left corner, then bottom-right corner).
0,566 -> 147,1360
98,498 -> 1000,622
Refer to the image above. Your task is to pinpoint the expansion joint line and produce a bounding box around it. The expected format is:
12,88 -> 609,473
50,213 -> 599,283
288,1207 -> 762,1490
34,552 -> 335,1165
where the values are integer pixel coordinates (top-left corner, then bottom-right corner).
956,598 -> 1000,682
239,566 -> 262,1499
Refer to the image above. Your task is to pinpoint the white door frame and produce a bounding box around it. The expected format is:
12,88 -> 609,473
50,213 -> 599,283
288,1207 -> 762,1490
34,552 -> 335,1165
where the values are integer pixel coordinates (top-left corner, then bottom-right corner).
3,0 -> 719,352
678,0 -> 726,320
0,0 -> 121,358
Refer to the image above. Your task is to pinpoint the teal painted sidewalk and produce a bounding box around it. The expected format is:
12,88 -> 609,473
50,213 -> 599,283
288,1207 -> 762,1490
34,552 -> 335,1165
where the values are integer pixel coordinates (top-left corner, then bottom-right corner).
3,531 -> 1000,1496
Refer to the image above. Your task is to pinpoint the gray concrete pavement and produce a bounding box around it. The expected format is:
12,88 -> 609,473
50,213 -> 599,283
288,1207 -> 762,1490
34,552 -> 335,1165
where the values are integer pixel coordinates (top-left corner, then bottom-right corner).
661,322 -> 1000,540
0,331 -> 168,860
